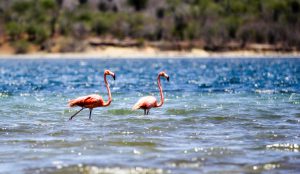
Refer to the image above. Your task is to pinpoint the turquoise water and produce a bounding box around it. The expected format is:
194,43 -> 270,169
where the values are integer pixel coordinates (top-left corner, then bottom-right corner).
0,58 -> 300,173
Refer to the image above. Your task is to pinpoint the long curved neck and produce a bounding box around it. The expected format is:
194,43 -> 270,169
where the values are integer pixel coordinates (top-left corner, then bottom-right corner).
156,75 -> 164,107
103,74 -> 112,106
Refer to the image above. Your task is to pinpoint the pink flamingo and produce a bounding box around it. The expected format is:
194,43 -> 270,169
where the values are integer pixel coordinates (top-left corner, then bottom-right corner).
132,71 -> 169,115
68,70 -> 116,120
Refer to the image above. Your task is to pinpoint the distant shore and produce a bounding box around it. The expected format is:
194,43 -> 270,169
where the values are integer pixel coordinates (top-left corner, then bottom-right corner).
0,46 -> 299,59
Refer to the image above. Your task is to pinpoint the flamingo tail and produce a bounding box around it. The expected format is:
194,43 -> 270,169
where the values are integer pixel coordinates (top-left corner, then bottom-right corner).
68,99 -> 78,107
132,102 -> 141,110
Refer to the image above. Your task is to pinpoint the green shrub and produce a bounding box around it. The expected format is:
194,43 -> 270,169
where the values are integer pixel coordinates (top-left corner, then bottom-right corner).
5,22 -> 23,40
13,40 -> 30,54
26,25 -> 50,44
12,1 -> 32,14
40,0 -> 56,10
92,19 -> 110,35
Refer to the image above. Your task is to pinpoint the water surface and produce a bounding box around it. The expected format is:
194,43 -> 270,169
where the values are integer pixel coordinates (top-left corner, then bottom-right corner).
0,58 -> 299,173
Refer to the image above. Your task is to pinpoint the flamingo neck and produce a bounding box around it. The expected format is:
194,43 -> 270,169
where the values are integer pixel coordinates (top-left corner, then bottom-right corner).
156,75 -> 164,107
103,74 -> 112,106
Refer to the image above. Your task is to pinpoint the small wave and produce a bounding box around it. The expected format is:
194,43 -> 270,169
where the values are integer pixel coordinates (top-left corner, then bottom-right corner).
119,117 -> 157,124
17,139 -> 86,148
107,109 -> 135,115
0,92 -> 12,98
210,116 -> 227,121
256,114 -> 282,120
201,115 -> 240,124
181,116 -> 200,124
250,162 -> 281,172
255,133 -> 286,140
266,143 -> 300,152
29,165 -> 164,174
207,116 -> 237,121
9,103 -> 42,110
166,108 -> 200,115
285,119 -> 300,124
167,159 -> 202,168
109,141 -> 157,147
229,77 -> 240,84
289,93 -> 300,104
255,89 -> 276,94
255,89 -> 296,94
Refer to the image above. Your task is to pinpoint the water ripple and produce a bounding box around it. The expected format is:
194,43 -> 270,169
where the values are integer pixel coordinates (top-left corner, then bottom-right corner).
0,58 -> 299,173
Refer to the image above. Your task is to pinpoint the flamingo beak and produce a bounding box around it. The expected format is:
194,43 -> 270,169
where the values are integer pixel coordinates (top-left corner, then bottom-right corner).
113,74 -> 116,80
166,76 -> 169,81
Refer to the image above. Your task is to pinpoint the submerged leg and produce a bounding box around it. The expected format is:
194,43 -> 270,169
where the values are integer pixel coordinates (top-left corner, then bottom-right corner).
144,109 -> 146,115
89,109 -> 93,120
69,108 -> 84,120
146,109 -> 150,115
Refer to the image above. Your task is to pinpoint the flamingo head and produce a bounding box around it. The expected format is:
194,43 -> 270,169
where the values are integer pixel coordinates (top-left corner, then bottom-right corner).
104,70 -> 116,80
159,71 -> 169,81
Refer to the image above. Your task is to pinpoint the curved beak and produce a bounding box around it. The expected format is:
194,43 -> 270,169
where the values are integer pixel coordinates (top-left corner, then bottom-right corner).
113,74 -> 116,80
166,76 -> 169,82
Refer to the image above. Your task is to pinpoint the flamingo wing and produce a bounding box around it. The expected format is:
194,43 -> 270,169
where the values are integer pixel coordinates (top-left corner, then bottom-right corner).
69,94 -> 103,108
132,96 -> 157,110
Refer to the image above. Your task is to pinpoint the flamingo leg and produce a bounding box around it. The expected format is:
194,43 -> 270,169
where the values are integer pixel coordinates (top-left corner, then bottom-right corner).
146,109 -> 150,115
69,108 -> 84,120
144,109 -> 146,115
89,109 -> 93,120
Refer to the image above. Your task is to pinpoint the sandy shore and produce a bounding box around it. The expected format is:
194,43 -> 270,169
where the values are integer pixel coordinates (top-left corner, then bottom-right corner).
0,46 -> 299,59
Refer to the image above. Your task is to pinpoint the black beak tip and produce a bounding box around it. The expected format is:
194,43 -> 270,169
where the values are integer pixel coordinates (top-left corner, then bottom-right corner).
167,76 -> 170,81
113,75 -> 116,80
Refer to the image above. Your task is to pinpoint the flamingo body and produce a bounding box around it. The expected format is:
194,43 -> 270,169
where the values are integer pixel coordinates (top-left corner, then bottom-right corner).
69,94 -> 104,109
132,96 -> 157,110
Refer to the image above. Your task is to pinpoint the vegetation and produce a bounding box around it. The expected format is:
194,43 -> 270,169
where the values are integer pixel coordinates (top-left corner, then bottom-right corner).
0,0 -> 300,53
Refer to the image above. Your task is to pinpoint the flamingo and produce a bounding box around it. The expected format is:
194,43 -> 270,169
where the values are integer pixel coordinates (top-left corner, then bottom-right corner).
132,71 -> 169,115
68,70 -> 116,120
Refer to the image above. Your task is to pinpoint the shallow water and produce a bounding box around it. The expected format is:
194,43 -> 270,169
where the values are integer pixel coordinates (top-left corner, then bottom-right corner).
0,58 -> 300,174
